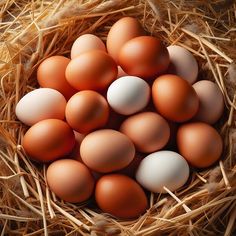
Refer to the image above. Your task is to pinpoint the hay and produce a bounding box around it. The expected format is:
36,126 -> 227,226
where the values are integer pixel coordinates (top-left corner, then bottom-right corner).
0,0 -> 236,235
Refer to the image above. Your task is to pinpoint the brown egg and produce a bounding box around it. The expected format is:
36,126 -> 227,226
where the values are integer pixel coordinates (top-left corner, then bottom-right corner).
71,34 -> 106,59
152,74 -> 199,122
37,56 -> 77,100
80,129 -> 135,173
177,122 -> 223,168
95,174 -> 148,218
65,91 -> 109,134
65,50 -> 117,91
120,112 -> 170,153
107,17 -> 145,62
22,119 -> 75,162
193,80 -> 224,124
46,159 -> 94,203
118,36 -> 170,79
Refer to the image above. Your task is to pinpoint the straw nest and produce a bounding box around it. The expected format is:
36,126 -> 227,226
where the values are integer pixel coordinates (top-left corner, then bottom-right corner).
0,0 -> 236,235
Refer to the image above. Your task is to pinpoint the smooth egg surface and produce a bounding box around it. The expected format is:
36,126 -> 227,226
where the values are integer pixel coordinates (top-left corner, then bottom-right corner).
152,74 -> 199,122
136,150 -> 189,192
95,174 -> 148,218
120,112 -> 170,153
22,119 -> 75,162
107,17 -> 145,62
47,159 -> 94,203
80,129 -> 135,173
66,50 -> 117,91
118,36 -> 170,78
65,91 -> 109,133
193,80 -> 224,124
71,34 -> 106,59
177,122 -> 223,168
16,88 -> 66,126
37,56 -> 77,100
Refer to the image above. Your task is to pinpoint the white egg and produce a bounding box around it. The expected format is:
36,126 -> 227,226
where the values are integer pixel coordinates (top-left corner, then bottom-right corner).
167,45 -> 198,84
15,88 -> 66,126
136,150 -> 189,193
107,76 -> 150,115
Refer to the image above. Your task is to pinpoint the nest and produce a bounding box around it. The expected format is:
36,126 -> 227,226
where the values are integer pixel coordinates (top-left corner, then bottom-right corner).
0,0 -> 236,235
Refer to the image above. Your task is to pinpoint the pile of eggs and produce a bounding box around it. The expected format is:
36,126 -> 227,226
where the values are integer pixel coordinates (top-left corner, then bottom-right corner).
16,17 -> 224,219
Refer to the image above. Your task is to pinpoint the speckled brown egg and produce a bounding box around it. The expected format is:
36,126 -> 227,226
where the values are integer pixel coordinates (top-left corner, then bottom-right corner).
177,122 -> 223,168
22,119 -> 75,162
95,174 -> 148,218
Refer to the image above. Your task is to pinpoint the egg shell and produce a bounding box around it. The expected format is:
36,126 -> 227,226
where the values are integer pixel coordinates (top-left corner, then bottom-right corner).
80,129 -> 135,173
65,50 -> 117,91
15,88 -> 66,126
95,174 -> 148,218
120,112 -> 170,153
118,36 -> 170,78
107,76 -> 150,115
22,119 -> 75,162
65,91 -> 109,133
107,17 -> 145,62
177,122 -> 223,168
167,45 -> 198,84
136,150 -> 190,193
193,80 -> 224,124
71,34 -> 106,59
37,56 -> 77,100
46,159 -> 94,203
152,74 -> 199,122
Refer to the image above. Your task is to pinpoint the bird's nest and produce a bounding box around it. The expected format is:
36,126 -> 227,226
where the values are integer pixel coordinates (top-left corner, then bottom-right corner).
0,0 -> 236,235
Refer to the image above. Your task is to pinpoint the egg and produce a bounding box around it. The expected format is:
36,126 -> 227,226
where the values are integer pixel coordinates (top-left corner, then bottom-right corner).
107,17 -> 145,62
15,88 -> 66,126
118,36 -> 170,78
95,174 -> 148,218
65,91 -> 109,133
120,112 -> 170,153
65,50 -> 117,91
193,80 -> 224,124
71,34 -> 106,59
177,122 -> 223,168
167,45 -> 198,84
46,159 -> 94,203
37,56 -> 77,100
22,119 -> 75,162
107,76 -> 150,115
136,151 -> 189,193
152,74 -> 199,122
80,129 -> 135,173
